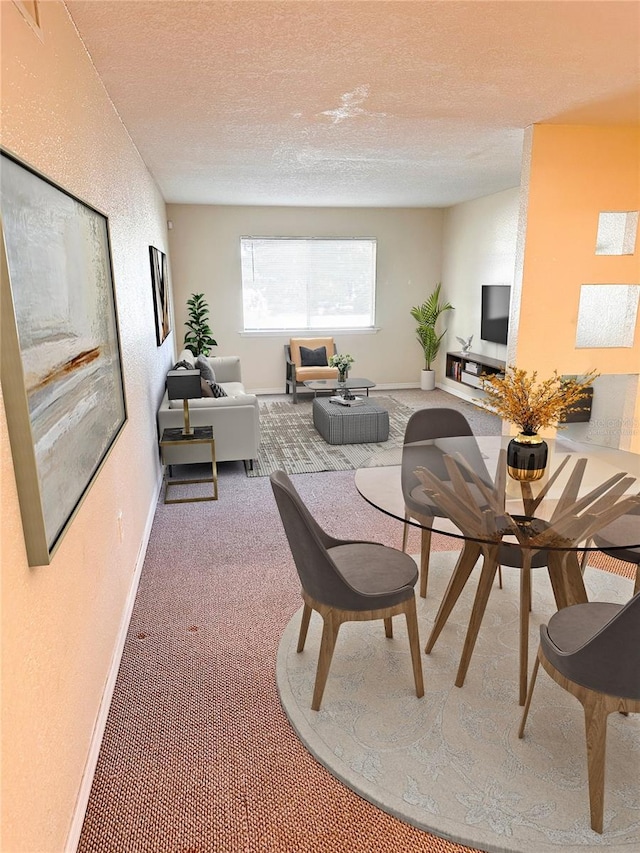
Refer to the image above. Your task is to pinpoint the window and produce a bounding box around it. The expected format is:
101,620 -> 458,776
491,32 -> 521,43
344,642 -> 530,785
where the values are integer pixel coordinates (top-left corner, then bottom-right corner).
240,237 -> 376,331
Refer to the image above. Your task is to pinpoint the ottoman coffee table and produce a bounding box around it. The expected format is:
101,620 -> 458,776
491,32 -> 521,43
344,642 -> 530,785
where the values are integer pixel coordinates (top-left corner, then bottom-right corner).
312,397 -> 389,445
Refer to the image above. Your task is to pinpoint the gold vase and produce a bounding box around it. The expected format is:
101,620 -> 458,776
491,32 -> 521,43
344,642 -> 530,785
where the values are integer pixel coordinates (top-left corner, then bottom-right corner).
507,433 -> 548,482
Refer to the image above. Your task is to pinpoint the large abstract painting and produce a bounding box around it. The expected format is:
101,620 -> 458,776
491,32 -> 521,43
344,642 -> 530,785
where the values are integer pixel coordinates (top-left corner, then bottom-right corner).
149,245 -> 171,345
0,151 -> 127,565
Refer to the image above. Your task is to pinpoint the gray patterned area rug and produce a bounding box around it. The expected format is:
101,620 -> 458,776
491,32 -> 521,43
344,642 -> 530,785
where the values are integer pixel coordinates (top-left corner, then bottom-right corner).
249,395 -> 411,478
250,392 -> 499,478
276,554 -> 640,853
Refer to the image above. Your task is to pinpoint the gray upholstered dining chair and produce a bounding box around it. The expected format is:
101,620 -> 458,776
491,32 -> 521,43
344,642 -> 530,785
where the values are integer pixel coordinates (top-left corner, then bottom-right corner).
519,592 -> 640,833
270,470 -> 424,711
400,407 -> 504,597
401,408 -> 473,597
402,409 -> 548,702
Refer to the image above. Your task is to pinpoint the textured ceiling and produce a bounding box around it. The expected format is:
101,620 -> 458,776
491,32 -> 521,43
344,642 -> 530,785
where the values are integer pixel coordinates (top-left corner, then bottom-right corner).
65,0 -> 640,207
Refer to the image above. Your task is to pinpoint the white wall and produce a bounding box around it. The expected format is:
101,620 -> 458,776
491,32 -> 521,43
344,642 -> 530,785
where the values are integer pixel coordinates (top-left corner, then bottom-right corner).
440,188 -> 520,393
1,4 -> 172,850
167,205 -> 444,391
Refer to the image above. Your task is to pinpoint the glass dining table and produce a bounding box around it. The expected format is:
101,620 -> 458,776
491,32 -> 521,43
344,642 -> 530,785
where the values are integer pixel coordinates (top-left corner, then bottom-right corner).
355,435 -> 640,704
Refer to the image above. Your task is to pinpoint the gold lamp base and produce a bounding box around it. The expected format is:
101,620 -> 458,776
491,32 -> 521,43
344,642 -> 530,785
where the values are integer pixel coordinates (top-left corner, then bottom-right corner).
182,399 -> 194,435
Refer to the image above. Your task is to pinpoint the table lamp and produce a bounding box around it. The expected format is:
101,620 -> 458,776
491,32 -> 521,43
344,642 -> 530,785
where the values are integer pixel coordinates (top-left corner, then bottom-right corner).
166,369 -> 202,435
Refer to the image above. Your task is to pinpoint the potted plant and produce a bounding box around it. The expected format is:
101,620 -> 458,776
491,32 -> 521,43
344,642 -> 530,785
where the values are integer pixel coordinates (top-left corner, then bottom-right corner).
410,283 -> 454,390
479,367 -> 598,480
184,292 -> 217,356
329,352 -> 354,383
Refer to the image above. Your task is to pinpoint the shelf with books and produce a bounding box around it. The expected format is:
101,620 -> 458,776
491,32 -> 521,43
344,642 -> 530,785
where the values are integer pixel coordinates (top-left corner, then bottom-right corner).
446,351 -> 506,390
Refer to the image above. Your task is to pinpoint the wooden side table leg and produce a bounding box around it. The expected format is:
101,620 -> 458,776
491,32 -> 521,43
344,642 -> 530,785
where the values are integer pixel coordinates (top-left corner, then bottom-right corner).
419,523 -> 432,598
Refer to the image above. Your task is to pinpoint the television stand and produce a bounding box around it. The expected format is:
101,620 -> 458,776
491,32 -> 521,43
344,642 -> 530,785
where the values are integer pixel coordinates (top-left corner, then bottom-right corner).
446,351 -> 506,390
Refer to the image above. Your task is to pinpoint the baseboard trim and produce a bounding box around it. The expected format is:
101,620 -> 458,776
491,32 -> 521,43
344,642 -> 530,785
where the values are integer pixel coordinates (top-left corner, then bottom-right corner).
436,380 -> 483,405
65,471 -> 163,853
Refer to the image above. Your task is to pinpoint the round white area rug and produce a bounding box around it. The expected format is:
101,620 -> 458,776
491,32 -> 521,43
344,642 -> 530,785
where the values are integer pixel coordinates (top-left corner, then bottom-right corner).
276,552 -> 639,853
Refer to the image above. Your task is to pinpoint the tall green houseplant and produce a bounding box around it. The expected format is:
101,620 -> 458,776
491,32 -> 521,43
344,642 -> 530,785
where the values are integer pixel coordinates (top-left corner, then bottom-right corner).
410,283 -> 454,371
184,292 -> 217,356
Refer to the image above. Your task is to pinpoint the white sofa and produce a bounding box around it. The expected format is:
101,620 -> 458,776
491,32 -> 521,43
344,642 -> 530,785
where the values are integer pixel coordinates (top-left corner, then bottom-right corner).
157,349 -> 260,469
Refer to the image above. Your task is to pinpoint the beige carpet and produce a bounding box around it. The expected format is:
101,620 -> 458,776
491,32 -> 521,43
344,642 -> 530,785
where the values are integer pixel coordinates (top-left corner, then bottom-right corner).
78,469 -> 484,853
277,552 -> 640,853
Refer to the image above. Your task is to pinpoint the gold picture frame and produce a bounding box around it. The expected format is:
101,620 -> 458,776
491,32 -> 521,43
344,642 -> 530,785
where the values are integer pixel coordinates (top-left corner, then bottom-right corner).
0,150 -> 127,566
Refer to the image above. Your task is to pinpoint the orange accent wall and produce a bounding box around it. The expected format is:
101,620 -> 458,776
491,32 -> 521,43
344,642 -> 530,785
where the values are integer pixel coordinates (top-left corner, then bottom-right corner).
517,125 -> 639,372
515,125 -> 640,450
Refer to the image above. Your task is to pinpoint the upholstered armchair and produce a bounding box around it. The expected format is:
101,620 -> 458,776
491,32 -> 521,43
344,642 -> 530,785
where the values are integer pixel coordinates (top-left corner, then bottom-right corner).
284,337 -> 338,403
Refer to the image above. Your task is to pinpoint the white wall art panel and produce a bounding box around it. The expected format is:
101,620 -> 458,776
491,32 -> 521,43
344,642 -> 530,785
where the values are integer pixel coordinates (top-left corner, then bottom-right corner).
575,284 -> 639,348
595,211 -> 638,255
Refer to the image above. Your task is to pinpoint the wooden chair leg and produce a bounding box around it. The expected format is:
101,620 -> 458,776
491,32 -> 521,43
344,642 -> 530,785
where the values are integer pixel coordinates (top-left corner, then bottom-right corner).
518,652 -> 540,738
312,610 -> 342,711
419,524 -> 432,598
384,617 -> 393,638
521,652 -> 639,833
401,514 -> 409,553
519,561 -> 532,706
583,693 -> 608,834
497,565 -> 503,589
403,596 -> 424,698
297,602 -> 313,652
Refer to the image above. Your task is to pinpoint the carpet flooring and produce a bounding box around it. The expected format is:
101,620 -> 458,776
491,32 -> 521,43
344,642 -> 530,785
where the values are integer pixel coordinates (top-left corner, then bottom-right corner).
250,389 -> 501,477
77,466 -> 635,853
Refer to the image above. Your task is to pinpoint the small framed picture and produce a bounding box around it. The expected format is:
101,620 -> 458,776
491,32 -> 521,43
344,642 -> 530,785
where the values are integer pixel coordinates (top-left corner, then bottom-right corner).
149,245 -> 171,346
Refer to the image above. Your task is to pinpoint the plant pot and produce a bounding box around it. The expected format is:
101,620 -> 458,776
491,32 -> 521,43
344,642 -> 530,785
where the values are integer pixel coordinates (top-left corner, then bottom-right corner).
507,433 -> 548,482
420,369 -> 436,391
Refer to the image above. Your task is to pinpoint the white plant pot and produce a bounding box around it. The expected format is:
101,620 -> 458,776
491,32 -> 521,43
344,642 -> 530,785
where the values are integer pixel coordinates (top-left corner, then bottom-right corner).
420,369 -> 436,391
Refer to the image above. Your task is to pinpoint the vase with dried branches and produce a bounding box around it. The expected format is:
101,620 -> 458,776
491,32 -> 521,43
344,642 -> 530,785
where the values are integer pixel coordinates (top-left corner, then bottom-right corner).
479,367 -> 598,480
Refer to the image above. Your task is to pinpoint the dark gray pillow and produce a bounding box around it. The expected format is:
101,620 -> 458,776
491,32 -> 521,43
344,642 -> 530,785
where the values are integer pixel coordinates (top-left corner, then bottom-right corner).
196,355 -> 216,383
200,378 -> 215,397
207,381 -> 227,398
300,345 -> 327,367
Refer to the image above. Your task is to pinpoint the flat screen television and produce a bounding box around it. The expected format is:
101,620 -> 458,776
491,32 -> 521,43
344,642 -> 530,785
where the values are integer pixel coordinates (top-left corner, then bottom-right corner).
481,285 -> 510,345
